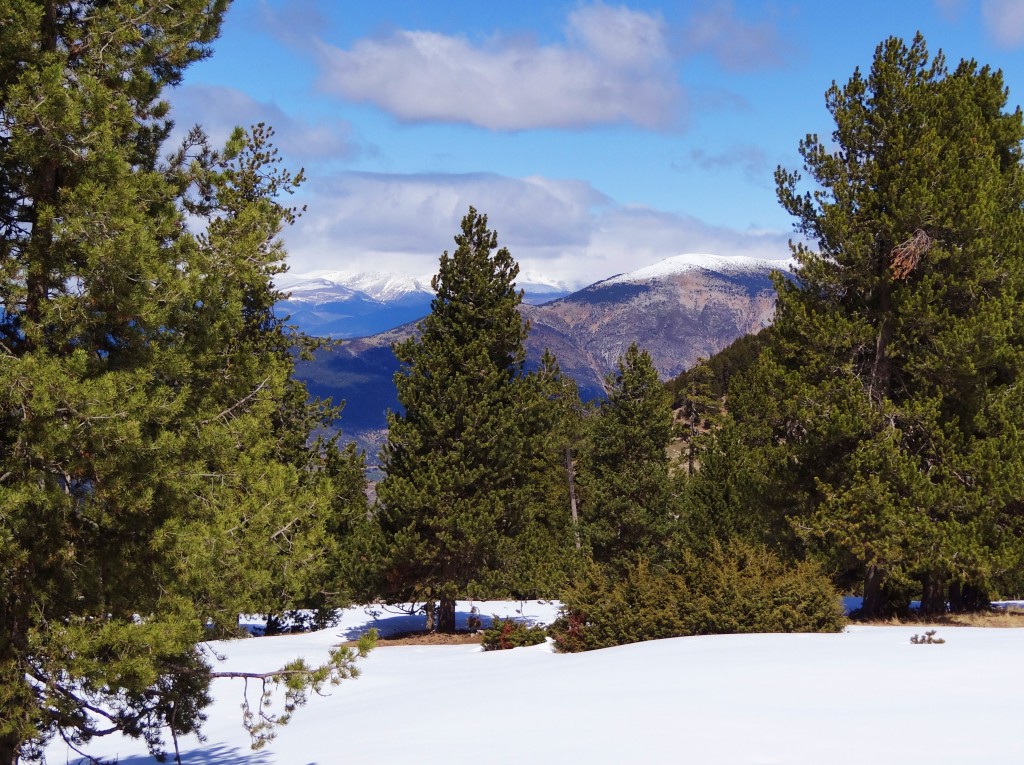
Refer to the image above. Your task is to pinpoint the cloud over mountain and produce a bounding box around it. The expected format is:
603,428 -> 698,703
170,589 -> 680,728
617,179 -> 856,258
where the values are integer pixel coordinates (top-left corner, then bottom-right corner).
283,171 -> 791,287
312,4 -> 681,130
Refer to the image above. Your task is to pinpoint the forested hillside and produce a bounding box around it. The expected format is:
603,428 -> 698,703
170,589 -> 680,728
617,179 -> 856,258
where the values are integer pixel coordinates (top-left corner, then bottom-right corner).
294,254 -> 782,458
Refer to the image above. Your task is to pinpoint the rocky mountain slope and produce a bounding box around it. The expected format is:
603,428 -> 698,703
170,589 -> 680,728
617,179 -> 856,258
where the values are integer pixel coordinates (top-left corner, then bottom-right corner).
292,254 -> 789,458
520,253 -> 784,397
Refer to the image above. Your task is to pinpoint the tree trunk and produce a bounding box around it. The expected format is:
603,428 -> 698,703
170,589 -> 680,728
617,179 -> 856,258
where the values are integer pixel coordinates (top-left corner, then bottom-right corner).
861,564 -> 886,619
920,572 -> 947,616
437,597 -> 456,634
870,316 -> 893,406
961,583 -> 989,613
0,654 -> 27,765
948,580 -> 964,613
0,733 -> 21,765
688,418 -> 697,477
423,600 -> 436,632
1,618 -> 31,765
565,447 -> 580,551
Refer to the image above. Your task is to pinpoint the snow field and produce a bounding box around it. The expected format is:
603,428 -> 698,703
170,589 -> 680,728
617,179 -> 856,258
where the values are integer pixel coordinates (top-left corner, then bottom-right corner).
45,600 -> 1024,765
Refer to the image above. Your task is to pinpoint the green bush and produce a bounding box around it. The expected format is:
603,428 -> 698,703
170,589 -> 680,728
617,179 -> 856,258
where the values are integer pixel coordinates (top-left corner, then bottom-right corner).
550,540 -> 845,652
481,618 -> 548,651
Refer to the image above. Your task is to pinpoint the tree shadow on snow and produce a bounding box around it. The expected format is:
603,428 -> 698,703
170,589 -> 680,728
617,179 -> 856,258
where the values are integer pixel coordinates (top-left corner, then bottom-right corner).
76,744 -> 274,765
340,604 -> 548,640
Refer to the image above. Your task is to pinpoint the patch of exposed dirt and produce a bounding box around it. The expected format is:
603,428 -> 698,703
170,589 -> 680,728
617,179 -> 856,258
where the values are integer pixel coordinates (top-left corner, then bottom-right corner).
852,606 -> 1024,628
343,630 -> 483,648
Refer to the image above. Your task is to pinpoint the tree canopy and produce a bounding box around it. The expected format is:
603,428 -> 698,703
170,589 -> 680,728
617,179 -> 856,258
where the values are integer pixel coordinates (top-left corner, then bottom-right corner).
725,33 -> 1024,616
578,342 -> 676,568
0,3 -> 368,762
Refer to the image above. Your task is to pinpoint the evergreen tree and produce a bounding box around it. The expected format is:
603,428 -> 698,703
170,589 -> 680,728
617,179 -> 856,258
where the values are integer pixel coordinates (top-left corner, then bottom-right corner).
667,329 -> 771,405
536,350 -> 587,551
495,349 -> 586,594
0,4 -> 368,762
728,34 -> 1024,616
377,207 -> 539,632
673,359 -> 719,476
578,343 -> 677,567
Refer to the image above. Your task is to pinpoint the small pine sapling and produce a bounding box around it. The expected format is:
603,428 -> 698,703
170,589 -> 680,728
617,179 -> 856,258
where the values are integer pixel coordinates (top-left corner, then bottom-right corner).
910,629 -> 945,645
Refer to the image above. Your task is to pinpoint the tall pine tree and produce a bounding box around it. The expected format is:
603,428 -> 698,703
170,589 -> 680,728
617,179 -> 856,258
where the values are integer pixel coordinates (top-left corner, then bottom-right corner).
498,349 -> 586,593
377,208 -> 540,632
578,343 -> 676,567
0,4 -> 368,762
728,34 -> 1024,616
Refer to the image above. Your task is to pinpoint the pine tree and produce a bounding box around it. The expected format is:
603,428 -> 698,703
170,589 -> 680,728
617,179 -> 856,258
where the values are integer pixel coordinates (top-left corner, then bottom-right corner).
728,34 -> 1024,617
496,349 -> 586,593
377,207 -> 539,632
536,350 -> 587,551
0,4 -> 368,762
578,343 -> 677,567
673,359 -> 719,476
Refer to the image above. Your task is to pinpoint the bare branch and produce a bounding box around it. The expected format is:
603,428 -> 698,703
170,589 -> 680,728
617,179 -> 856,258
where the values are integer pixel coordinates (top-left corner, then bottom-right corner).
890,229 -> 933,279
201,377 -> 270,425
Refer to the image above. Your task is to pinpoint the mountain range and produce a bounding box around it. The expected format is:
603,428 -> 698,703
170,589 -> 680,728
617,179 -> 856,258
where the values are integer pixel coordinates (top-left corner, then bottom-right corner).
276,270 -> 570,339
289,254 -> 790,459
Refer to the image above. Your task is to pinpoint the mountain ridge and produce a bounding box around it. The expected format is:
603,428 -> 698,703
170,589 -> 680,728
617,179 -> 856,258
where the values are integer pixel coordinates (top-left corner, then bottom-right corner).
291,253 -> 790,458
276,269 -> 574,338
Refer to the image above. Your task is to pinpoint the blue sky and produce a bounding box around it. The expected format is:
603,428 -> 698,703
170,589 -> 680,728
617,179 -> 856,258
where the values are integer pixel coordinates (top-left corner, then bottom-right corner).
170,1 -> 1024,288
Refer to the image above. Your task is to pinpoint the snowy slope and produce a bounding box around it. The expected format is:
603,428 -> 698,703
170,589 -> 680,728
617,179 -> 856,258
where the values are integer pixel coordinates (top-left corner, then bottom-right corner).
45,600 -> 1024,765
277,270 -> 435,304
277,271 -> 570,306
274,271 -> 570,339
602,252 -> 791,286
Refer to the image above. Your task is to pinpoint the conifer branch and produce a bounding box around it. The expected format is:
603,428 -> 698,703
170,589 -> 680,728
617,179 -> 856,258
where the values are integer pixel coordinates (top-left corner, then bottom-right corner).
201,377 -> 270,424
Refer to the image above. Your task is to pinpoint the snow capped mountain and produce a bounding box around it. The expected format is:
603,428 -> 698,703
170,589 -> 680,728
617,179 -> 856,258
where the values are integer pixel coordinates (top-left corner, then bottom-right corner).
278,269 -> 571,305
272,270 -> 434,339
277,270 -> 435,304
518,252 -> 787,400
602,253 -> 792,286
294,251 -> 787,457
274,269 -> 572,338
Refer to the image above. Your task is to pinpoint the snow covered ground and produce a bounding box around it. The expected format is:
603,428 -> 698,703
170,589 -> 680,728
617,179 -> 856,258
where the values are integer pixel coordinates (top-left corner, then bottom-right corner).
44,600 -> 1024,765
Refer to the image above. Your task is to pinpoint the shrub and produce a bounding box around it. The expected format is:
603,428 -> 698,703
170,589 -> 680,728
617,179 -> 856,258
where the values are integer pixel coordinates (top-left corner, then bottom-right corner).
550,540 -> 845,652
481,618 -> 548,651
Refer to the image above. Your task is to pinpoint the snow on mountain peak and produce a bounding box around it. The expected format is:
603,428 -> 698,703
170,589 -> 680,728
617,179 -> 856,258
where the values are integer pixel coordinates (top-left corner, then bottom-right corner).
277,270 -> 435,303
603,253 -> 792,286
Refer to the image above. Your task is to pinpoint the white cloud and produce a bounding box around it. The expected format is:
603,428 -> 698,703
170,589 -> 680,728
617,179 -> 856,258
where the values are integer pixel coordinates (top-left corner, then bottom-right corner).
982,0 -> 1024,48
684,144 -> 770,184
566,3 -> 670,67
281,171 -> 790,287
582,206 -> 790,279
684,1 -> 785,72
312,3 -> 681,130
167,85 -> 361,163
255,0 -> 329,48
933,0 -> 966,22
